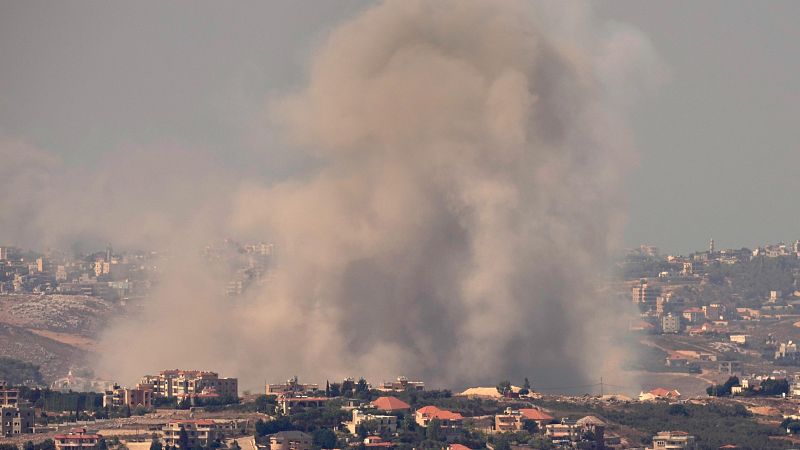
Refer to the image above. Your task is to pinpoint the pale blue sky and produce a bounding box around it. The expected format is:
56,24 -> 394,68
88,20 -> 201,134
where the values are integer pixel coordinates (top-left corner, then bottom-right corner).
1,1 -> 798,255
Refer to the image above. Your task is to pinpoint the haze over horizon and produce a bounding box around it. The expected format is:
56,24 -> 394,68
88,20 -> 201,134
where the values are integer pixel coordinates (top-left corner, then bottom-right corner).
2,1 -> 798,256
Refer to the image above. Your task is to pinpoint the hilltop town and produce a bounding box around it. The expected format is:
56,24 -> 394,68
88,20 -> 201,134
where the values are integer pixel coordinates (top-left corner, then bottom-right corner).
5,238 -> 800,449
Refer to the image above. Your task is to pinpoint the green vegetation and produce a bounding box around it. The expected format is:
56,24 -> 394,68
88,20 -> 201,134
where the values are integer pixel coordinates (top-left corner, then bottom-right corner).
0,357 -> 45,385
533,398 -> 783,449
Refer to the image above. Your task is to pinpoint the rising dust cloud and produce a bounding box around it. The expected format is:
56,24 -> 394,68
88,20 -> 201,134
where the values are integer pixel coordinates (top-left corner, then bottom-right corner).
2,0 -> 662,392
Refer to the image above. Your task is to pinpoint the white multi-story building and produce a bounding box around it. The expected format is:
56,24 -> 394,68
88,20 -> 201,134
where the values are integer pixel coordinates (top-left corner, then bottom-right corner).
650,431 -> 695,449
346,409 -> 397,434
139,369 -> 238,400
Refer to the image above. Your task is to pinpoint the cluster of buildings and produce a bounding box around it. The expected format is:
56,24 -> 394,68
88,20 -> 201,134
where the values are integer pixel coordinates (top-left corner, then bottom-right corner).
0,382 -> 34,437
0,245 -> 155,300
101,369 -> 240,409
0,239 -> 275,299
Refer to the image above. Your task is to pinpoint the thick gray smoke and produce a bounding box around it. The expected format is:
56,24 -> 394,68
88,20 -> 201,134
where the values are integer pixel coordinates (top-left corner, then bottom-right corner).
1,0 -> 662,392
223,0 -> 658,389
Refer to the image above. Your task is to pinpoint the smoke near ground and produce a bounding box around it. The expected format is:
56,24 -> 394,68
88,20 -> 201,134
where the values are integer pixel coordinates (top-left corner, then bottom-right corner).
2,0 -> 663,392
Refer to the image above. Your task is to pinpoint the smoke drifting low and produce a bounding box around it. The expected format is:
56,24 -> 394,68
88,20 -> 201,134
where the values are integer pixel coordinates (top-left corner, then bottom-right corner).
2,0 -> 662,391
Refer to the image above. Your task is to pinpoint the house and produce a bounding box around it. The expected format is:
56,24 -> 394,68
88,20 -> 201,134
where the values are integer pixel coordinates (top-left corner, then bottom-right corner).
276,395 -> 329,415
575,416 -> 605,448
371,396 -> 410,412
266,378 -> 319,395
545,418 -> 579,441
363,436 -> 393,448
103,384 -> 153,408
0,404 -> 35,436
650,431 -> 696,449
682,308 -> 705,324
378,376 -> 424,392
493,407 -> 553,433
269,431 -> 313,450
666,354 -> 689,367
730,335 -> 750,345
54,428 -> 103,450
415,406 -> 463,433
346,409 -> 398,434
638,388 -> 680,402
162,420 -> 224,448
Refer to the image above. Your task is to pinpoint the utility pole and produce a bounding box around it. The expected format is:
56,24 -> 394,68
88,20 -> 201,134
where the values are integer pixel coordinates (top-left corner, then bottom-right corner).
600,377 -> 604,397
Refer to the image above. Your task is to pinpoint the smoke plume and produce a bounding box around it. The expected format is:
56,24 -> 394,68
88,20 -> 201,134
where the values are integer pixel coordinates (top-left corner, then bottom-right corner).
1,0 -> 662,392
223,0 -> 655,389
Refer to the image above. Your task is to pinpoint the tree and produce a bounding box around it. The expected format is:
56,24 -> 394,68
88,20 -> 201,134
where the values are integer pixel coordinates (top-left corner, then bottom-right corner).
312,429 -> 337,449
24,441 -> 36,450
356,378 -> 369,395
38,440 -> 56,450
325,380 -> 331,398
425,419 -> 442,441
97,440 -> 108,450
150,437 -> 163,450
496,380 -> 512,397
328,383 -> 341,398
178,426 -> 190,450
341,379 -> 355,398
521,419 -> 538,434
229,441 -> 240,450
0,445 -> 19,450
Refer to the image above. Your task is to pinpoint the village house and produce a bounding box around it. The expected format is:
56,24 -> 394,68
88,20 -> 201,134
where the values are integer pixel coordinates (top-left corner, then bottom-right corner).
650,431 -> 696,449
371,396 -> 411,412
269,430 -> 313,450
54,428 -> 103,450
162,419 -> 224,448
276,395 -> 329,415
638,388 -> 681,402
346,409 -> 398,434
415,406 -> 463,434
494,408 -> 553,433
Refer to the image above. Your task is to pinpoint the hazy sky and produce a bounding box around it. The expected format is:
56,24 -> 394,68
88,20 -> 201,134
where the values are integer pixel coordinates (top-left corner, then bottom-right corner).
1,1 -> 798,255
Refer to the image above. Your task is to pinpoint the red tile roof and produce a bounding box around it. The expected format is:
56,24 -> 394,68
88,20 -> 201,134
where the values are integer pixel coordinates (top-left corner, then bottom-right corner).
449,444 -> 472,450
372,396 -> 411,411
416,405 -> 463,420
519,408 -> 553,421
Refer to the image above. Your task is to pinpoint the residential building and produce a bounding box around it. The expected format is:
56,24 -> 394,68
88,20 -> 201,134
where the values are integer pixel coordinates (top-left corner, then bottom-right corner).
632,280 -> 660,309
775,342 -> 798,360
494,408 -> 553,433
276,395 -> 328,415
718,361 -> 742,375
138,369 -> 238,399
545,418 -> 579,441
379,376 -> 425,392
661,313 -> 680,334
703,303 -> 725,321
639,388 -> 681,402
1,404 -> 34,437
103,384 -> 153,408
371,396 -> 410,412
650,431 -> 696,449
266,377 -> 319,395
162,420 -> 224,448
0,382 -> 19,406
54,428 -> 102,450
363,436 -> 393,448
346,409 -> 397,434
681,308 -> 704,324
269,430 -> 312,450
415,406 -> 463,433
729,335 -> 750,345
